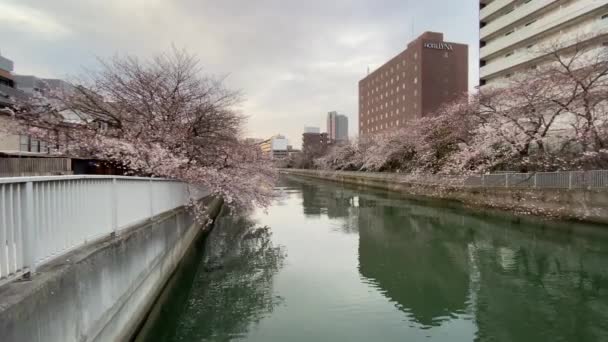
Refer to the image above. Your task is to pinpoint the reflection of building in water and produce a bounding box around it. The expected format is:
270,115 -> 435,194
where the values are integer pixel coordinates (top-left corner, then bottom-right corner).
286,174 -> 608,340
291,176 -> 355,221
357,203 -> 472,327
300,180 -> 323,216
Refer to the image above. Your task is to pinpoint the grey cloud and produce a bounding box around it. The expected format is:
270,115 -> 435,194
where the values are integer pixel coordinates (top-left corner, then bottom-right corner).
1,0 -> 479,147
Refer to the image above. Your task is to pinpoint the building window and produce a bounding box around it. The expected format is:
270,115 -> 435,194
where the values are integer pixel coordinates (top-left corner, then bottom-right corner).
505,30 -> 514,36
602,13 -> 608,20
20,135 -> 29,152
505,51 -> 514,58
525,20 -> 536,27
414,77 -> 418,84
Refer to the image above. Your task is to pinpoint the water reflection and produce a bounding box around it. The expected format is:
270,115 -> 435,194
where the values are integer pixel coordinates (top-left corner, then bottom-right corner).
139,209 -> 286,342
142,176 -> 608,342
285,175 -> 608,341
357,203 -> 471,328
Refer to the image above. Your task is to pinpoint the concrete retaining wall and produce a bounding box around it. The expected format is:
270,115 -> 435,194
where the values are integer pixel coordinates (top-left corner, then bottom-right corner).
283,169 -> 608,224
0,197 -> 223,342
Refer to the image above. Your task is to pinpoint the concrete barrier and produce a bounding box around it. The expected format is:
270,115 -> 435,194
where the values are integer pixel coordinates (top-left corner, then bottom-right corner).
282,169 -> 608,225
0,197 -> 223,342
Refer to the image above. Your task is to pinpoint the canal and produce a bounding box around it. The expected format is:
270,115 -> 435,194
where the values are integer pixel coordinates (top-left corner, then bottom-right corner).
137,175 -> 608,341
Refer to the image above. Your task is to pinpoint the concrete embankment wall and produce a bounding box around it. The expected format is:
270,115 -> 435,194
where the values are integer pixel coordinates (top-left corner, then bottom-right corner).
282,169 -> 608,225
0,197 -> 223,342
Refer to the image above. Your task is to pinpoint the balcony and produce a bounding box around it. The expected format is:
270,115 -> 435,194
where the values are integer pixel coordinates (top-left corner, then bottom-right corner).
481,49 -> 542,78
481,0 -> 608,59
481,0 -> 516,21
480,18 -> 608,78
481,0 -> 560,39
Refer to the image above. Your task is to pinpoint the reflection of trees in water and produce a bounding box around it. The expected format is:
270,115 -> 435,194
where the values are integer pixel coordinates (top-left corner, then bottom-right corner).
468,218 -> 608,342
168,211 -> 286,341
282,176 -> 362,234
284,175 -> 608,340
355,187 -> 608,340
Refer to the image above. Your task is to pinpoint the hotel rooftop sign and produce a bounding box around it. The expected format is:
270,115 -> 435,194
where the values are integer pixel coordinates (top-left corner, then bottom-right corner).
423,42 -> 454,51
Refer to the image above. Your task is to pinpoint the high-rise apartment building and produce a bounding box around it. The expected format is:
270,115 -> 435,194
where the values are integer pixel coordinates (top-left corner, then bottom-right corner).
327,111 -> 349,143
359,32 -> 468,136
479,0 -> 608,88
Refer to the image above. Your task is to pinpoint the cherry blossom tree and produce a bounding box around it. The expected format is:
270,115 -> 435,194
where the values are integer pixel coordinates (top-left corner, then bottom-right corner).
316,95 -> 476,174
457,37 -> 608,172
317,37 -> 608,176
12,48 -> 276,211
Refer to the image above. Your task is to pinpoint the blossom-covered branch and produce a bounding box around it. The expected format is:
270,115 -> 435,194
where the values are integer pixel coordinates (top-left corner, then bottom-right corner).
11,48 -> 276,210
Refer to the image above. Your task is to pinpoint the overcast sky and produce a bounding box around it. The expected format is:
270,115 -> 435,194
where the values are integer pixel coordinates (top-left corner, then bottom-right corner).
0,0 -> 479,147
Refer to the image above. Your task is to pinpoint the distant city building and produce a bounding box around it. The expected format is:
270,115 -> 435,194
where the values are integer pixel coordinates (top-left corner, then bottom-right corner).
259,135 -> 289,160
14,75 -> 72,96
0,55 -> 15,88
358,31 -> 468,136
327,111 -> 349,143
304,126 -> 320,134
302,129 -> 330,157
479,0 -> 608,88
0,55 -> 64,155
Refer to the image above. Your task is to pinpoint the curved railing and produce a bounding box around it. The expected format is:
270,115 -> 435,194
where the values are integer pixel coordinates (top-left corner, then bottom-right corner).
0,175 -> 206,286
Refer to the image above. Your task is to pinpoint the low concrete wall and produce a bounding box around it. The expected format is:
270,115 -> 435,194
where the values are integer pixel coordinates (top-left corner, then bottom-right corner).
283,169 -> 608,224
0,197 -> 223,342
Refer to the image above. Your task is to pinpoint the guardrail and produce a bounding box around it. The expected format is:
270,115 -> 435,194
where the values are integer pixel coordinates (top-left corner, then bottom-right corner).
464,170 -> 608,189
0,175 -> 205,286
282,169 -> 608,190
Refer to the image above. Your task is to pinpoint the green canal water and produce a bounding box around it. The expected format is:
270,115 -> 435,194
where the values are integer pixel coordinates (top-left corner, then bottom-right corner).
138,175 -> 608,342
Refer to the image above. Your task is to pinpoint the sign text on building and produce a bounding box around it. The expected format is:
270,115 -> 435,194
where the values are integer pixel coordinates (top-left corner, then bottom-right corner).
423,42 -> 454,51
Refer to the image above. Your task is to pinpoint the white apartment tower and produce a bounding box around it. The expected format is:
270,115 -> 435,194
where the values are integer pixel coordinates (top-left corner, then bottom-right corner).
479,0 -> 608,88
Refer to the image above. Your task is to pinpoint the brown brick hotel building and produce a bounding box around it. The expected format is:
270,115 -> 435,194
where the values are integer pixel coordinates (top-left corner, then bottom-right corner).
359,32 -> 468,136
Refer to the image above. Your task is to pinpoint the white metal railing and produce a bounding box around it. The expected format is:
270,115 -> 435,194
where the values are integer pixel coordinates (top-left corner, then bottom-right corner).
466,170 -> 608,189
0,175 -> 205,285
283,169 -> 608,190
